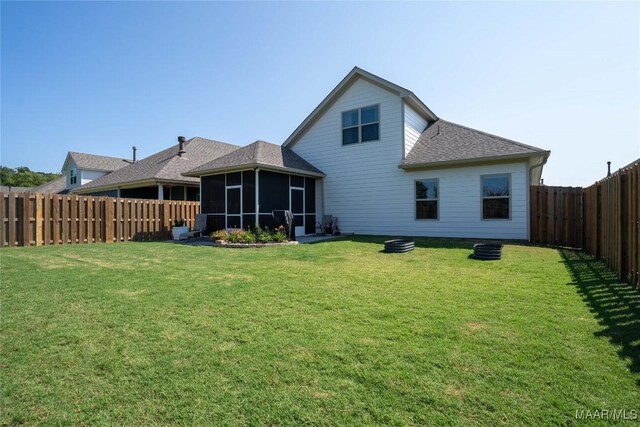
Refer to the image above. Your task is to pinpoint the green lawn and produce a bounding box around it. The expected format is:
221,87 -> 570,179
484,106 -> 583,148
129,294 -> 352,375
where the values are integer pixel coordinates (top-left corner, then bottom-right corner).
1,237 -> 638,426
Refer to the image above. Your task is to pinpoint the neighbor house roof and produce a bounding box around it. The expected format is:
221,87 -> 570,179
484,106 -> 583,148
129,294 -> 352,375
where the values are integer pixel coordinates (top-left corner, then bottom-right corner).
31,176 -> 68,194
184,140 -> 324,177
0,186 -> 33,193
399,120 -> 550,169
65,152 -> 131,172
283,66 -> 438,148
75,137 -> 240,192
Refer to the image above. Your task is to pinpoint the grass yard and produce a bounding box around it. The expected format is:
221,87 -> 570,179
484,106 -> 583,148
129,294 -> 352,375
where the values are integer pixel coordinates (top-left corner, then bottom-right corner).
1,237 -> 639,426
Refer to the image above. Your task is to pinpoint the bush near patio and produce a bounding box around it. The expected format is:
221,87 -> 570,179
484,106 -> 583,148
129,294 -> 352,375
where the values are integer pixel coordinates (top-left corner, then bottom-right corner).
213,225 -> 288,244
1,236 -> 638,426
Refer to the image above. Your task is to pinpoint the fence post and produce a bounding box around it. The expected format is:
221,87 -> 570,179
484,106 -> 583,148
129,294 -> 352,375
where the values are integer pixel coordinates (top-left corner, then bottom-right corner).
35,193 -> 43,246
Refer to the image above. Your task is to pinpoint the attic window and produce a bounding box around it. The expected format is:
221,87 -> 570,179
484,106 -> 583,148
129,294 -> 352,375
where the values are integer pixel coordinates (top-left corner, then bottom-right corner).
342,105 -> 379,145
70,169 -> 77,185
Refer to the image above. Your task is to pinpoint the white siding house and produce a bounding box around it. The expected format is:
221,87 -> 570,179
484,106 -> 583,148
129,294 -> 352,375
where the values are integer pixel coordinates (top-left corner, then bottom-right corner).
403,103 -> 428,158
61,152 -> 131,192
283,67 -> 550,240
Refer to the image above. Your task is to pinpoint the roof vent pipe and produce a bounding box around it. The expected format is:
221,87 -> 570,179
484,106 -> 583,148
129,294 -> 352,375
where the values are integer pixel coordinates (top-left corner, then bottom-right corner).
178,136 -> 186,156
132,146 -> 137,163
607,161 -> 611,177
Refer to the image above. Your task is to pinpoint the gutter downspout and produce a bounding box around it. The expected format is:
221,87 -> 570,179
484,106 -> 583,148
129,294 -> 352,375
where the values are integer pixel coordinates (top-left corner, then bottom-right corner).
528,156 -> 548,185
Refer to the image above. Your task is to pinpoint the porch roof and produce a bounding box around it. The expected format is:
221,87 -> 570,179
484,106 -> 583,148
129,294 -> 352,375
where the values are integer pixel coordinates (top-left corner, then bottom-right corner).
183,140 -> 324,178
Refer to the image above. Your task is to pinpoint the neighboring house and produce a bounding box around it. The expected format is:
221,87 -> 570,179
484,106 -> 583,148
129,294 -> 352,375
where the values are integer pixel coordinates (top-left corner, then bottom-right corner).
74,137 -> 239,200
62,152 -> 131,191
0,186 -> 32,193
186,67 -> 550,240
31,176 -> 68,194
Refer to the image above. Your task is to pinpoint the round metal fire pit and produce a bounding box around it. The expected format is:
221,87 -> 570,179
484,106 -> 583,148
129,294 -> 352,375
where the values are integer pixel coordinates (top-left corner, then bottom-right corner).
473,243 -> 503,260
384,239 -> 415,253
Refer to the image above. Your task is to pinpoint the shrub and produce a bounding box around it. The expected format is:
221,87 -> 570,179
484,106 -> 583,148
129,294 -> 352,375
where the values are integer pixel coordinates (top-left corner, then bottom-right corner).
211,229 -> 228,241
241,230 -> 257,243
272,226 -> 288,242
254,225 -> 273,243
173,219 -> 186,227
227,229 -> 257,244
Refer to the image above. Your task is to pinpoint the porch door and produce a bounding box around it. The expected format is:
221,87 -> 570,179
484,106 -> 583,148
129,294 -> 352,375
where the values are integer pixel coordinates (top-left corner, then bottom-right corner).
290,187 -> 305,236
226,186 -> 241,228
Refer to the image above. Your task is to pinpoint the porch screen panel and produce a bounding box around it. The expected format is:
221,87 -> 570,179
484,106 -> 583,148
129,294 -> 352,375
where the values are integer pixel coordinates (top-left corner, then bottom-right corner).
258,214 -> 276,229
304,178 -> 316,214
259,171 -> 289,213
242,170 -> 255,213
227,188 -> 241,214
206,215 -> 225,233
305,215 -> 316,235
201,175 -> 225,213
242,215 -> 255,230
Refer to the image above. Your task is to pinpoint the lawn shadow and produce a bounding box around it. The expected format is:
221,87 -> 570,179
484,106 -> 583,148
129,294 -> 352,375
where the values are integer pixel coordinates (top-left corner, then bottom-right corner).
307,234 -> 527,251
558,249 -> 640,386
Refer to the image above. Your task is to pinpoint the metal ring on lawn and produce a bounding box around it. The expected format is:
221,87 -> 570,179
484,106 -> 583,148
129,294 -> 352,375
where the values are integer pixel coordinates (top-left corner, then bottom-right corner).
384,239 -> 415,253
473,243 -> 503,260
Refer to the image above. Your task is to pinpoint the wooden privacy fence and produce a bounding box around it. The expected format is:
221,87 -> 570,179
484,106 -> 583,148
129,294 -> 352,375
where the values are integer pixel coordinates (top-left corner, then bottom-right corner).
583,160 -> 639,289
0,193 -> 200,247
530,185 -> 584,248
530,159 -> 640,288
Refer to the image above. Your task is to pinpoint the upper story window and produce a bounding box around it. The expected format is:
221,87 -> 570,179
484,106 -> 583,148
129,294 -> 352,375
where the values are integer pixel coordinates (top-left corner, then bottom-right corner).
481,174 -> 510,220
415,179 -> 438,220
70,169 -> 77,185
342,105 -> 379,145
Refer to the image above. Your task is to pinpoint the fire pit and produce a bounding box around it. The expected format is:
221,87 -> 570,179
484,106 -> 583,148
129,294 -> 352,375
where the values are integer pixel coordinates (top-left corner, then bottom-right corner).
473,243 -> 503,260
384,239 -> 415,253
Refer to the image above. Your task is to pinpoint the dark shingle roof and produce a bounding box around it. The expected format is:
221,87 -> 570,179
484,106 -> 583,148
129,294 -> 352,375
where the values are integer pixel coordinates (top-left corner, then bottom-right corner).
0,186 -> 33,193
32,176 -> 69,194
400,120 -> 549,168
77,137 -> 240,191
185,140 -> 324,177
68,152 -> 131,172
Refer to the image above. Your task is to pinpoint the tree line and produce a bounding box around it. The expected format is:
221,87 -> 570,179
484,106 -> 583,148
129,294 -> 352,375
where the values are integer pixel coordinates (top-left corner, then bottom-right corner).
0,166 -> 62,188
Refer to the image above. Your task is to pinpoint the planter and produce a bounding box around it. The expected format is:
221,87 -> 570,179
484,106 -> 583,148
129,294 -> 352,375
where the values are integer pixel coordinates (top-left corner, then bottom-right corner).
384,239 -> 415,253
473,243 -> 503,260
172,226 -> 189,241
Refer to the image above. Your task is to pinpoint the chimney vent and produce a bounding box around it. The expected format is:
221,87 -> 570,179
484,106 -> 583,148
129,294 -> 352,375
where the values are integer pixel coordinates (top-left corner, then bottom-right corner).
178,136 -> 186,156
132,146 -> 137,163
607,161 -> 611,177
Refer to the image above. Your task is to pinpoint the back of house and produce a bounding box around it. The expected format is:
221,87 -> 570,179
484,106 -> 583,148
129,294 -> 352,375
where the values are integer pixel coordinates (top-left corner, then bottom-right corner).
282,67 -> 550,240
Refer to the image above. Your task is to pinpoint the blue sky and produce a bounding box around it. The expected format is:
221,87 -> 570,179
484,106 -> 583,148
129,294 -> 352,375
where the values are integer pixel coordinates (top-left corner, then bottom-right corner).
1,1 -> 638,186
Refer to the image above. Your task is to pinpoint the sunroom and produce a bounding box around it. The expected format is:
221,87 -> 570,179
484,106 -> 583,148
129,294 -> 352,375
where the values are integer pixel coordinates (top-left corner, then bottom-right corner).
183,140 -> 324,236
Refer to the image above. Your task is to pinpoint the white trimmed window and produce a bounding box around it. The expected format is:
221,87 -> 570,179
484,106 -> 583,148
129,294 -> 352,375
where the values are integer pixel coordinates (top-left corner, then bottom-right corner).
342,105 -> 379,145
415,179 -> 438,220
481,174 -> 510,219
70,169 -> 77,185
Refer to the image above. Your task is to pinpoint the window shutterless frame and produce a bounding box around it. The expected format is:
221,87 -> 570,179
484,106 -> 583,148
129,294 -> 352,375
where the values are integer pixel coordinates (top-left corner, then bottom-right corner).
480,173 -> 511,221
415,178 -> 439,220
341,104 -> 380,145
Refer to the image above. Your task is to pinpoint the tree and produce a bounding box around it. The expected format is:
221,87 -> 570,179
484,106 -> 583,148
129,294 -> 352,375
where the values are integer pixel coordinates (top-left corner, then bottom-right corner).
0,166 -> 62,188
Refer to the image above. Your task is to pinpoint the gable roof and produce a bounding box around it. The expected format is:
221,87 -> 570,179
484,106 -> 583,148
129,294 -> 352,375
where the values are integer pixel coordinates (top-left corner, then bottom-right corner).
400,120 -> 550,169
75,137 -> 240,192
65,152 -> 131,172
31,176 -> 68,194
283,66 -> 438,148
184,140 -> 324,177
